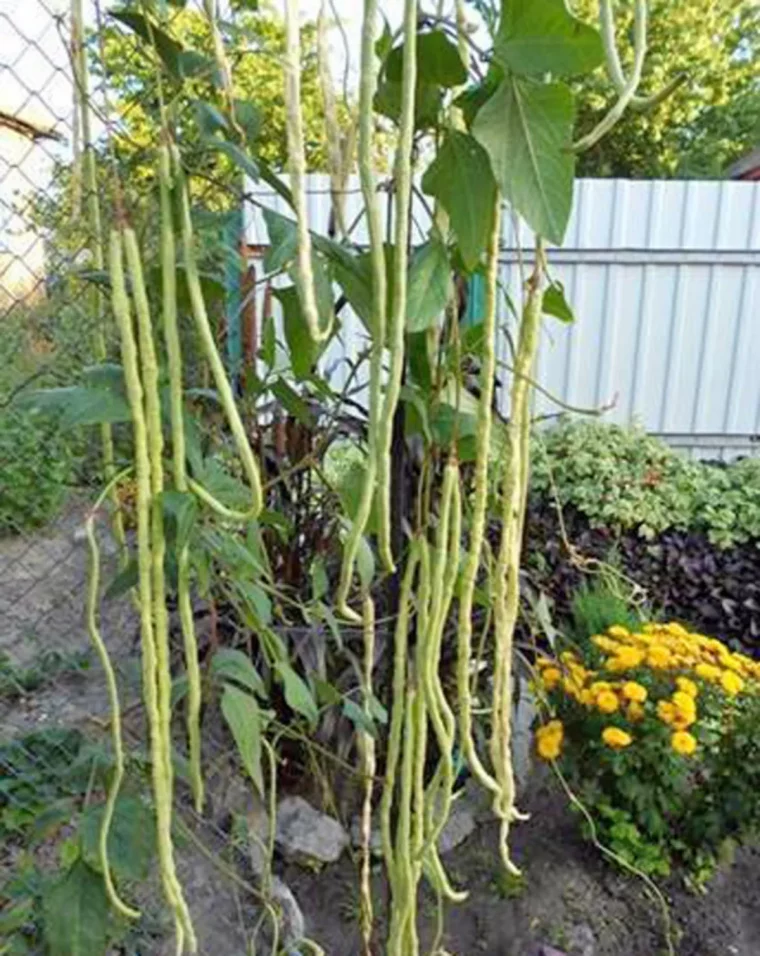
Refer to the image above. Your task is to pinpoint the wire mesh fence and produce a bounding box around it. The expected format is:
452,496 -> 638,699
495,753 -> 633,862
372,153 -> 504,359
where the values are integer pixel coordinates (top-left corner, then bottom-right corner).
0,3 -> 319,953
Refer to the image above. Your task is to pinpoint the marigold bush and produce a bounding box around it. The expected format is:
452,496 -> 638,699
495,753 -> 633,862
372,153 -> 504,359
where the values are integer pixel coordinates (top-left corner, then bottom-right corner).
533,621 -> 760,878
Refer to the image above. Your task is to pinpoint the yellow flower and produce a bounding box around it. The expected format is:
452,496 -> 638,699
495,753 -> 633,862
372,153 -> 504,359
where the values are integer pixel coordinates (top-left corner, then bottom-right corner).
671,731 -> 697,756
589,681 -> 613,696
672,691 -> 697,717
596,689 -> 620,714
695,662 -> 722,682
657,700 -> 677,726
607,625 -> 630,639
622,681 -> 648,703
592,635 -> 620,654
535,720 -> 564,761
579,689 -> 595,708
606,646 -> 646,672
721,671 -> 744,697
675,676 -> 698,699
541,667 -> 562,691
602,726 -> 633,749
627,701 -> 645,722
647,645 -> 672,669
666,622 -> 688,637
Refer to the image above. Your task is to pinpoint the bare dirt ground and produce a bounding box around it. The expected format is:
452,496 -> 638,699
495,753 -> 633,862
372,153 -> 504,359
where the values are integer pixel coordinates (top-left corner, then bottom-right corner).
0,497 -> 139,736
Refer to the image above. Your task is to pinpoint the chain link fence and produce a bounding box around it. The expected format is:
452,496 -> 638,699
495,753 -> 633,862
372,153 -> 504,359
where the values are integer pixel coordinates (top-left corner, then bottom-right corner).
0,3 -> 312,952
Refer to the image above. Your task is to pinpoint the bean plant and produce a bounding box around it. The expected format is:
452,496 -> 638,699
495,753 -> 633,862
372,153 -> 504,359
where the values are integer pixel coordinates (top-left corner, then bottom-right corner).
23,0 -> 685,953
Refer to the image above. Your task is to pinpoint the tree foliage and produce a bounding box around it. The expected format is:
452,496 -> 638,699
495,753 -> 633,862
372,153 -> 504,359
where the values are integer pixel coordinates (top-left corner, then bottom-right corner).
99,6 -> 350,177
573,0 -> 760,178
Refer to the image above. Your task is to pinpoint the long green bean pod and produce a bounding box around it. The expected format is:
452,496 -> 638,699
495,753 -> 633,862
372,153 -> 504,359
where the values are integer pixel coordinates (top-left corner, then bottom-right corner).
110,228 -> 196,952
376,0 -> 418,573
283,0 -> 332,343
380,542 -> 420,886
317,2 -> 347,238
335,0 -> 387,620
490,268 -> 543,876
359,594 -> 376,955
72,0 -> 127,557
455,197 -> 503,801
172,145 -> 263,520
159,142 -> 204,813
85,469 -> 140,921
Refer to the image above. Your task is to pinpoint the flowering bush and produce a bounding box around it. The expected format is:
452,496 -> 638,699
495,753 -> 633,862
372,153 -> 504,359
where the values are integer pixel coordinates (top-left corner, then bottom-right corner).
533,621 -> 760,879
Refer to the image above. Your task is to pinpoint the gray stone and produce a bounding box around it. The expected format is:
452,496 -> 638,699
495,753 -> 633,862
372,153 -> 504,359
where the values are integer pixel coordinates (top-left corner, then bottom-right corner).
512,676 -> 537,787
438,796 -> 477,855
270,876 -> 305,947
567,923 -> 596,956
275,796 -> 349,865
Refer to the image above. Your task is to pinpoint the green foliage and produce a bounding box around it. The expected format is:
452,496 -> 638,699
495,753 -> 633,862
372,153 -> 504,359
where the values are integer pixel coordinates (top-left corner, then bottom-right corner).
0,729 -> 150,956
421,131 -> 497,272
0,650 -> 90,700
43,860 -> 111,956
0,409 -> 75,536
573,0 -> 760,178
531,419 -> 760,547
569,581 -> 643,645
495,0 -> 604,76
538,622 -> 760,879
474,76 -> 576,245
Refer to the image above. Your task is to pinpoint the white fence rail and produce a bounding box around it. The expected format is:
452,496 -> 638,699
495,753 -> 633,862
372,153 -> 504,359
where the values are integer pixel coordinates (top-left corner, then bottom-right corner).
245,176 -> 760,460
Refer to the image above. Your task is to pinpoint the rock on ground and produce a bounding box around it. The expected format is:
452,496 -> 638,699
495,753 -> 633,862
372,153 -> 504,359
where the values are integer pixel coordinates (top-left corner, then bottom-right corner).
275,796 -> 349,865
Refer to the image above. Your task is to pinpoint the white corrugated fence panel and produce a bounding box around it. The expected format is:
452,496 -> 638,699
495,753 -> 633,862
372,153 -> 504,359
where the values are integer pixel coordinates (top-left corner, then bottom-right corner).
245,175 -> 760,460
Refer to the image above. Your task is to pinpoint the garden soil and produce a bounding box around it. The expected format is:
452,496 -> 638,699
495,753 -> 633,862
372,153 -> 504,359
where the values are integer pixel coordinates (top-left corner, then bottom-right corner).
282,773 -> 760,956
3,508 -> 760,955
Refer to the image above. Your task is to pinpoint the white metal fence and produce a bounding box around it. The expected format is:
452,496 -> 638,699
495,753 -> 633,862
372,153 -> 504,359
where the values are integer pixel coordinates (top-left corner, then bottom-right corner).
246,176 -> 760,460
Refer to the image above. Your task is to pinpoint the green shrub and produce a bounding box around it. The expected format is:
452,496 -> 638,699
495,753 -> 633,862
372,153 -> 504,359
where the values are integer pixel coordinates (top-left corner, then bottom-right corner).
530,419 -> 760,547
0,409 -> 74,535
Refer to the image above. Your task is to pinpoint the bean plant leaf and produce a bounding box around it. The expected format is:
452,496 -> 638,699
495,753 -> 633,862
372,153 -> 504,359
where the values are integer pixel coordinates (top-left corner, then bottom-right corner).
310,556 -> 329,602
161,491 -> 198,549
473,76 -> 575,245
406,239 -> 453,332
110,10 -> 207,79
212,648 -> 266,698
342,699 -> 376,738
421,132 -> 497,271
274,285 -> 329,381
356,535 -> 375,593
80,797 -> 155,882
43,860 -> 110,956
275,663 -> 319,725
386,31 -> 467,87
496,0 -> 603,77
271,378 -> 314,426
17,385 -> 131,429
542,280 -> 575,323
221,685 -> 265,795
374,78 -> 442,130
262,208 -> 298,273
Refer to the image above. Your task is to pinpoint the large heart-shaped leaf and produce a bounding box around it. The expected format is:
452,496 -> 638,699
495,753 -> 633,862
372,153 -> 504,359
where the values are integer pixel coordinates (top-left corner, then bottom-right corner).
43,861 -> 110,956
496,0 -> 603,77
386,31 -> 467,88
473,76 -> 575,245
422,132 -> 497,271
406,239 -> 453,332
221,685 -> 265,796
80,797 -> 155,882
